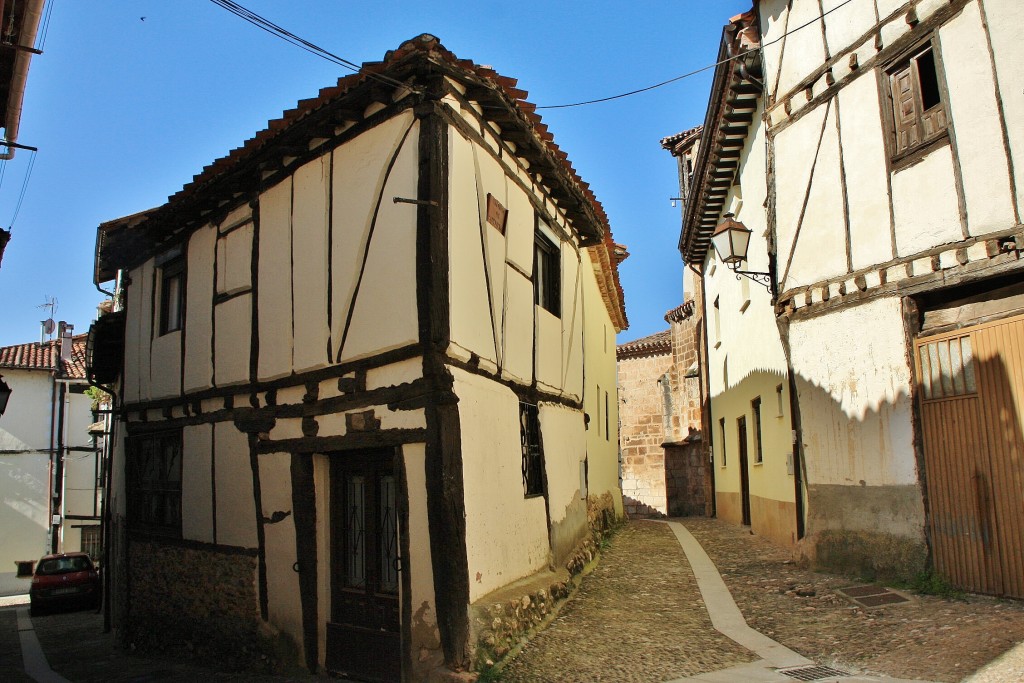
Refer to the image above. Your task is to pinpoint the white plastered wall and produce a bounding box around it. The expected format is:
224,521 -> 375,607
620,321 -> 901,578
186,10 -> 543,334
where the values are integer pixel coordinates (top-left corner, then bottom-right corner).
788,296 -> 917,487
185,224 -> 215,392
984,0 -> 1024,214
331,113 -> 420,364
402,442 -> 442,677
213,422 -> 257,547
455,367 -> 549,602
258,179 -> 294,381
580,251 -> 622,516
181,424 -> 214,543
891,147 -> 962,255
0,369 -> 51,594
259,452 -> 304,661
292,156 -> 331,373
773,101 -> 848,290
539,402 -> 586,522
939,2 -> 1016,237
839,73 -> 894,270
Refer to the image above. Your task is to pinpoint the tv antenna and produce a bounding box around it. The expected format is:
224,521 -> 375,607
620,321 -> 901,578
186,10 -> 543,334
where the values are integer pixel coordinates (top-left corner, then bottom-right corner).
38,296 -> 57,341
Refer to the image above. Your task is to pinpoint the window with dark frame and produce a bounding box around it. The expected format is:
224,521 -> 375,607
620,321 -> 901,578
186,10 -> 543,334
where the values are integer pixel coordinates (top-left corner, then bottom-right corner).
126,430 -> 183,536
534,223 -> 561,317
604,390 -> 610,442
718,417 -> 727,467
752,397 -> 763,464
519,402 -> 545,497
80,525 -> 102,561
159,256 -> 184,335
886,42 -> 948,159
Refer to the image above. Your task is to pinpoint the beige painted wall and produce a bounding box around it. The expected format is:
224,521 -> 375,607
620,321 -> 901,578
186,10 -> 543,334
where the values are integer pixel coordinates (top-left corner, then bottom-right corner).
182,424 -> 214,543
214,422 -> 257,548
789,296 -> 917,487
331,113 -> 420,364
446,123 -> 587,402
455,367 -> 550,602
581,250 -> 623,517
259,452 -> 304,662
185,224 -> 215,392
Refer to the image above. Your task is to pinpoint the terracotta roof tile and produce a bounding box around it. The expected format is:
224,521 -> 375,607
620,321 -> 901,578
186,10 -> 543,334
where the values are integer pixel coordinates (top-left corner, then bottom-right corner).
0,334 -> 88,379
616,329 -> 671,360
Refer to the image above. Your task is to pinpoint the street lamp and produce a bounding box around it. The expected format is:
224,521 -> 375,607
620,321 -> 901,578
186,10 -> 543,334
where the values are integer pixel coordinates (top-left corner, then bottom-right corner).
710,214 -> 773,294
0,375 -> 11,416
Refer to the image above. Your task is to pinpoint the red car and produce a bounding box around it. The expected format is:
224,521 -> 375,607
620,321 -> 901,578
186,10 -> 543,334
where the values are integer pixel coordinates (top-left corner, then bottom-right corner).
29,552 -> 101,615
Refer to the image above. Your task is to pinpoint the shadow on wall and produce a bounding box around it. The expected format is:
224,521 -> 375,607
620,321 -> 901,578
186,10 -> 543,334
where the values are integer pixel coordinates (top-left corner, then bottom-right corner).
0,455 -> 50,595
713,363 -> 923,578
623,496 -> 667,519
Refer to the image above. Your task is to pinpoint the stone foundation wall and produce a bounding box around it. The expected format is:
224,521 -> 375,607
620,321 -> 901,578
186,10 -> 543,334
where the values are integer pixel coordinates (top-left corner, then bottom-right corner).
471,494 -> 619,674
126,540 -> 268,667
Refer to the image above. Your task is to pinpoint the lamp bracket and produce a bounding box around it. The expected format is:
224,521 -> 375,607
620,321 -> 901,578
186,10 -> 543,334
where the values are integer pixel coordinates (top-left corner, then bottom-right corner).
728,262 -> 774,294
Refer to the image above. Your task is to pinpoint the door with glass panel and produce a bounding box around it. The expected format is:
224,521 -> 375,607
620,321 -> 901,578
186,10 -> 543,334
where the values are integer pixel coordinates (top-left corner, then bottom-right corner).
915,314 -> 1024,598
326,449 -> 401,682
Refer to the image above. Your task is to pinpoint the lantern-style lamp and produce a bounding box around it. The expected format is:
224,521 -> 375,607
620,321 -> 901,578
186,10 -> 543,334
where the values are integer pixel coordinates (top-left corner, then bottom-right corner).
0,375 -> 11,417
710,214 -> 752,264
709,214 -> 774,294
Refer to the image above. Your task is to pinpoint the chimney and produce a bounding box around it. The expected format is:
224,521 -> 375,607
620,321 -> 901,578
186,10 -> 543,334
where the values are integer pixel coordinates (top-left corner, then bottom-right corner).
58,321 -> 74,368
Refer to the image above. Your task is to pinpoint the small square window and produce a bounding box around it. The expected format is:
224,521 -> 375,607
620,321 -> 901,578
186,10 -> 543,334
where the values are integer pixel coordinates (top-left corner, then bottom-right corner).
885,41 -> 948,160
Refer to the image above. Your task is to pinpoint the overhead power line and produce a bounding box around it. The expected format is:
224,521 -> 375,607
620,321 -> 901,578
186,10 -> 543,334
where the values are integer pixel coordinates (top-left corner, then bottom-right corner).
208,0 -> 417,93
211,0 -> 855,112
536,0 -> 858,109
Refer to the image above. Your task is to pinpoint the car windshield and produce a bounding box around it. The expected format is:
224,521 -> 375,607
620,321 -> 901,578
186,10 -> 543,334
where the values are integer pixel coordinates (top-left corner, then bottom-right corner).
36,557 -> 92,575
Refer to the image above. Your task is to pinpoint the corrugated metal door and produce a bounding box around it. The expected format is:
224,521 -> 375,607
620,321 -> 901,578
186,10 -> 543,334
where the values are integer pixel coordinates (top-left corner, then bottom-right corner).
915,313 -> 1024,598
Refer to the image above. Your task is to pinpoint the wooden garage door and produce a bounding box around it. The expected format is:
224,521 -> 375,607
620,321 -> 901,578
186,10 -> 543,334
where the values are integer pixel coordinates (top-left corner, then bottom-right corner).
915,313 -> 1024,598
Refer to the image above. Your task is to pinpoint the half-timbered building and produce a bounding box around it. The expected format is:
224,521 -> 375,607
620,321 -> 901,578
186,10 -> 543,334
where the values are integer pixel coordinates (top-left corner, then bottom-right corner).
674,0 -> 1024,597
91,35 -> 627,681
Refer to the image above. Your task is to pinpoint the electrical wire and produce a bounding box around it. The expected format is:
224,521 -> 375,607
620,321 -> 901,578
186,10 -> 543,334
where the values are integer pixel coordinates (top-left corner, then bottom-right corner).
211,0 -> 855,112
208,0 -> 418,93
535,0 -> 858,109
9,149 -> 37,228
36,0 -> 55,51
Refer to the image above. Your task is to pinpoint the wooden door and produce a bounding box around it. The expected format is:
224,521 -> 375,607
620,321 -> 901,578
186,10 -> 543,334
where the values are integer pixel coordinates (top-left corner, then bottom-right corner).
737,416 -> 752,526
326,450 -> 401,682
915,314 -> 1024,598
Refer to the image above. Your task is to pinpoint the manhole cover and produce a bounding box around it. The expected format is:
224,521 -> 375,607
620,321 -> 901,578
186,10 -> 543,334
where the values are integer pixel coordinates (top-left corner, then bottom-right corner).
836,584 -> 911,608
779,664 -> 849,680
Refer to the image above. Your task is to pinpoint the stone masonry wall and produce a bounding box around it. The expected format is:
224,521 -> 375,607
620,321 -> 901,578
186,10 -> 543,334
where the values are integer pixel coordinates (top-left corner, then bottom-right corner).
617,349 -> 672,516
126,540 -> 270,668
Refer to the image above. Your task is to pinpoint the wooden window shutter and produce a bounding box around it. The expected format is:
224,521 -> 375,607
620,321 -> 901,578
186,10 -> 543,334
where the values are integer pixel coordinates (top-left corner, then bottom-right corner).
890,65 -> 920,154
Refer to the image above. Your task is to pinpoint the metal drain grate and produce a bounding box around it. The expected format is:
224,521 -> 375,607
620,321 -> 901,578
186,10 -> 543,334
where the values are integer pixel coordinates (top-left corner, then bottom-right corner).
836,584 -> 911,609
779,665 -> 850,681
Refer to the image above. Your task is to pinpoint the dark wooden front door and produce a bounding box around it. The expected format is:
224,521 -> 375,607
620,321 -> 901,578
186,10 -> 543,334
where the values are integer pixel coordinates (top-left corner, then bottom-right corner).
737,416 -> 752,526
326,450 -> 401,682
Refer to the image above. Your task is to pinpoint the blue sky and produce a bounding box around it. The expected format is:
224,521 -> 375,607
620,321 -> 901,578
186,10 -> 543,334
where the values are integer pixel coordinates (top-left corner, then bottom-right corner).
0,0 -> 750,348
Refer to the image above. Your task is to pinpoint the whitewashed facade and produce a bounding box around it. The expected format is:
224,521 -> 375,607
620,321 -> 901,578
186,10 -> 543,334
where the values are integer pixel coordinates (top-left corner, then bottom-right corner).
0,332 -> 102,595
93,35 -> 627,680
675,0 -> 1024,593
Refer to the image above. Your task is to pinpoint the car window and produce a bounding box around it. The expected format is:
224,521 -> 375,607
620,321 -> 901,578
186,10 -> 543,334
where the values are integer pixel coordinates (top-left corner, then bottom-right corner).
36,556 -> 92,574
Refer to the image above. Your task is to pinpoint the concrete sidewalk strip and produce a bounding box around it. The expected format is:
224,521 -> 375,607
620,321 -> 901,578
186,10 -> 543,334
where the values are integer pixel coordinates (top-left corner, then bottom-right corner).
662,520 -> 812,669
15,607 -> 70,683
662,520 -> 944,683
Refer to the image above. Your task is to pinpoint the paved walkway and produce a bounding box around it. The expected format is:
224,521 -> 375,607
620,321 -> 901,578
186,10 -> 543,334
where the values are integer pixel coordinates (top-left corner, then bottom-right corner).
4,518 -> 1023,682
661,520 -> 935,683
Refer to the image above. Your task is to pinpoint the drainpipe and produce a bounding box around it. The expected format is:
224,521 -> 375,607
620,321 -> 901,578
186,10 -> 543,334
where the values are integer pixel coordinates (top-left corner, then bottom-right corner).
689,261 -> 716,518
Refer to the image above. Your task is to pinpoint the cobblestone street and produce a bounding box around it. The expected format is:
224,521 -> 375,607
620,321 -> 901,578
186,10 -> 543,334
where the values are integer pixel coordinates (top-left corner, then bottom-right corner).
501,521 -> 754,682
3,517 -> 1023,682
498,518 -> 1024,683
